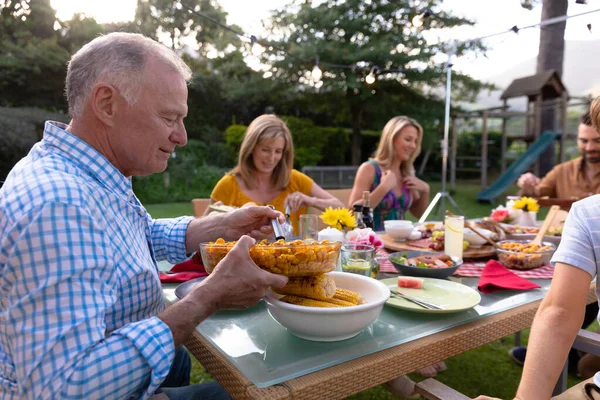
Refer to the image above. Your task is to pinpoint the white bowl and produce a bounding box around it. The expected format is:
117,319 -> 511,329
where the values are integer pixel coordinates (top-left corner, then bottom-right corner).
264,271 -> 390,341
384,220 -> 414,242
463,227 -> 493,248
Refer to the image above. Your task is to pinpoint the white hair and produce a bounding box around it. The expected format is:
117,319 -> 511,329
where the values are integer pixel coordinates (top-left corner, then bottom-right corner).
66,32 -> 192,118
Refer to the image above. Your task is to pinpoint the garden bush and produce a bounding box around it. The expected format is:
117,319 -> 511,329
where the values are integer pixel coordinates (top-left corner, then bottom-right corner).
0,107 -> 69,180
132,139 -> 230,204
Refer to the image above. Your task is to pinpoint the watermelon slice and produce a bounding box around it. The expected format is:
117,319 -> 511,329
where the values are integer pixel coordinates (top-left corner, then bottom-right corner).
397,276 -> 424,289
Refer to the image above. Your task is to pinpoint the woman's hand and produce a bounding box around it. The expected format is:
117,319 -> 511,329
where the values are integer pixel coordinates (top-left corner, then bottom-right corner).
284,191 -> 313,212
380,169 -> 397,191
403,176 -> 429,193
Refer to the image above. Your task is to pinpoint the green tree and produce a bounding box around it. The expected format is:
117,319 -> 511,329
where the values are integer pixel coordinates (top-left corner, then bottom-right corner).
57,13 -> 104,53
0,0 -> 70,108
132,0 -> 240,54
264,0 -> 490,165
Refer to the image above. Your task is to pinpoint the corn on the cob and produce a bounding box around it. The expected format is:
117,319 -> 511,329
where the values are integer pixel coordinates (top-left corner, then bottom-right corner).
280,295 -> 342,308
273,274 -> 336,300
333,288 -> 364,305
323,297 -> 355,307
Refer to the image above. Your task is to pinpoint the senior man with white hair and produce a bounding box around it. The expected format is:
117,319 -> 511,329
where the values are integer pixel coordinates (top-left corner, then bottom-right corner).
0,32 -> 287,400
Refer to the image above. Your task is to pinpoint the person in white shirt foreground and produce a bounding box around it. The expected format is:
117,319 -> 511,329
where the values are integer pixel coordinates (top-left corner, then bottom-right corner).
476,100 -> 600,400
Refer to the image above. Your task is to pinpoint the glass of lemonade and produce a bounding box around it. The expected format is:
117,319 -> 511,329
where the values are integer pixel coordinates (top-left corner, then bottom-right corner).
340,244 -> 375,277
444,215 -> 464,260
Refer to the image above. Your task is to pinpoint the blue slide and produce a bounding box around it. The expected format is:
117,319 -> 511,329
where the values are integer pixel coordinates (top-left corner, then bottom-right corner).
476,131 -> 561,202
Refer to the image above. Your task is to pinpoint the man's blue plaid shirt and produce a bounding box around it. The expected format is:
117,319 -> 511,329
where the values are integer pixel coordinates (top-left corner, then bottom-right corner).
0,121 -> 194,399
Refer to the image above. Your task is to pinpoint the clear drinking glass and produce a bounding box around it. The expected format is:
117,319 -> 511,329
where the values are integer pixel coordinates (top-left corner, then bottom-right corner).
444,215 -> 464,260
299,214 -> 319,241
340,243 -> 375,277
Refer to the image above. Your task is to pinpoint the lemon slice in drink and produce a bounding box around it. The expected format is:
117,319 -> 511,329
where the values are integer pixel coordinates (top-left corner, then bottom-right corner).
445,220 -> 463,233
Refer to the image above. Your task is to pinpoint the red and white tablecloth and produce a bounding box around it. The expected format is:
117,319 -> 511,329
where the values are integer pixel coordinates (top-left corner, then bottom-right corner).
376,248 -> 554,279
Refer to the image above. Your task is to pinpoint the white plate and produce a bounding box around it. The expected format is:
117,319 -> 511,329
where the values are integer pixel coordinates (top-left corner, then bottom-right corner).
381,277 -> 481,314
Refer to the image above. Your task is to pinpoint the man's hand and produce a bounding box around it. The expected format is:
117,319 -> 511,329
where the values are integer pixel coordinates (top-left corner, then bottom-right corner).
185,205 -> 284,254
198,235 -> 288,310
474,396 -> 502,400
161,236 -> 288,345
221,206 -> 284,241
517,172 -> 540,192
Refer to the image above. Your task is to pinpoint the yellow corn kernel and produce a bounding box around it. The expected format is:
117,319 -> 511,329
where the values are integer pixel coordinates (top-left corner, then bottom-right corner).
273,274 -> 336,300
333,288 -> 364,305
280,295 -> 342,308
322,297 -> 354,307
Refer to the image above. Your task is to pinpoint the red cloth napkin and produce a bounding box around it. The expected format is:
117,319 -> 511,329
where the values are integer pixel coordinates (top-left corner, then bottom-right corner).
477,260 -> 541,294
159,255 -> 208,283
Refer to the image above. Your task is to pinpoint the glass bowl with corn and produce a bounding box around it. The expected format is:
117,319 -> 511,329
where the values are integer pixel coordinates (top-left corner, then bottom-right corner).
199,238 -> 342,276
495,240 -> 556,270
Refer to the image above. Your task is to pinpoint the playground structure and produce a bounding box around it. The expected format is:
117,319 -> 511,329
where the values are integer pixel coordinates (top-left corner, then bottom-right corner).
448,70 -> 591,202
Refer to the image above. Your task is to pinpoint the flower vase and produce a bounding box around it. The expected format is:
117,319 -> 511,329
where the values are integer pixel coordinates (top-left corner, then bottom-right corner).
516,210 -> 537,227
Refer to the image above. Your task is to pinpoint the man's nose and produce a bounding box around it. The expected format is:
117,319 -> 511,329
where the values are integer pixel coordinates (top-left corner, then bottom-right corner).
172,121 -> 187,146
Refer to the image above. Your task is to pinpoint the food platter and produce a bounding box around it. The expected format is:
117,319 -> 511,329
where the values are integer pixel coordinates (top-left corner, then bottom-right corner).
381,234 -> 496,258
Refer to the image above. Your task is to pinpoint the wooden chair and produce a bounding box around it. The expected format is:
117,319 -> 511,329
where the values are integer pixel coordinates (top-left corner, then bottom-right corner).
415,378 -> 471,400
191,198 -> 210,217
554,329 -> 600,395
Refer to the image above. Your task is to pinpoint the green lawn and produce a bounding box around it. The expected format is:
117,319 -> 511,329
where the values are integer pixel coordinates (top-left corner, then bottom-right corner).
144,180 -> 578,399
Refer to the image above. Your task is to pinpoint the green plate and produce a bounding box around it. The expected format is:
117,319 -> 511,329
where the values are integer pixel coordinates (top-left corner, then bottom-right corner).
380,277 -> 481,314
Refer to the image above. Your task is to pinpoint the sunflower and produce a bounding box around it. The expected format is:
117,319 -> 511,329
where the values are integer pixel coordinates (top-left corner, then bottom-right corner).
320,207 -> 357,230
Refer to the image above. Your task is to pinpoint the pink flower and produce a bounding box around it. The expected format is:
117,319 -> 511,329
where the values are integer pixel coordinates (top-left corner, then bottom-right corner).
345,228 -> 384,248
491,208 -> 510,223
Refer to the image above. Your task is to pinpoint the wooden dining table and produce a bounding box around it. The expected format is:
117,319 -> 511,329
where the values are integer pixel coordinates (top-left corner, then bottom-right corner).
161,260 -> 595,400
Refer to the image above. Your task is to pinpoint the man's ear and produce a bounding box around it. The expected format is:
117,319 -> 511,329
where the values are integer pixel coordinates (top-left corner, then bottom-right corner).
90,82 -> 119,127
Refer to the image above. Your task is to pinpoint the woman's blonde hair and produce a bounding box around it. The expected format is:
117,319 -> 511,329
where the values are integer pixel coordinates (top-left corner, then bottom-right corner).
373,116 -> 423,176
230,114 -> 294,190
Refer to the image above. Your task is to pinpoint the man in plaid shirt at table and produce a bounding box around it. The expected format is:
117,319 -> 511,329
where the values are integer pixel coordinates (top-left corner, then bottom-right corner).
0,33 -> 287,400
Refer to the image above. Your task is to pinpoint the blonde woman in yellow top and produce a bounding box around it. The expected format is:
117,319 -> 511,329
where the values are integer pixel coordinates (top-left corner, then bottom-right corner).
209,114 -> 343,234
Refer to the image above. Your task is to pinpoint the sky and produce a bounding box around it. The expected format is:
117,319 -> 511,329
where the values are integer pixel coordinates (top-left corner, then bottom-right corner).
48,0 -> 600,80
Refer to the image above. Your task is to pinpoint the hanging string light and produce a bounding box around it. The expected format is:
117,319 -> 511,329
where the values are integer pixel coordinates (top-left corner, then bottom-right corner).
250,35 -> 265,56
365,66 -> 378,84
177,0 -> 600,88
311,58 -> 323,81
411,9 -> 433,28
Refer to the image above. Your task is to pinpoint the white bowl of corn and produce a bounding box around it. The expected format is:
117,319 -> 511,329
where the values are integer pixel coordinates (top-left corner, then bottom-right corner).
264,271 -> 390,342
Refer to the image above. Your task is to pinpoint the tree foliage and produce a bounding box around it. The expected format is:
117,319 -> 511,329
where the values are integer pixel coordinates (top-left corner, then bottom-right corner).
0,0 -> 70,108
132,0 -> 240,54
263,0 -> 492,164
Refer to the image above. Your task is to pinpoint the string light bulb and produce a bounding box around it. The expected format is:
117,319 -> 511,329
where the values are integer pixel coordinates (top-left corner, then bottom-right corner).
250,35 -> 264,56
311,58 -> 322,81
412,9 -> 433,28
365,66 -> 378,84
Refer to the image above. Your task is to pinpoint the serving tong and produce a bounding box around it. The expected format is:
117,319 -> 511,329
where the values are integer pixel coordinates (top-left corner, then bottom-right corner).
389,289 -> 444,310
268,204 -> 293,241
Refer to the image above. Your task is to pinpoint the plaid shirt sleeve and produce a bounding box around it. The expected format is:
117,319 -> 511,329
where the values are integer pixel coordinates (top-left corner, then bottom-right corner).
3,202 -> 175,400
149,216 -> 195,263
